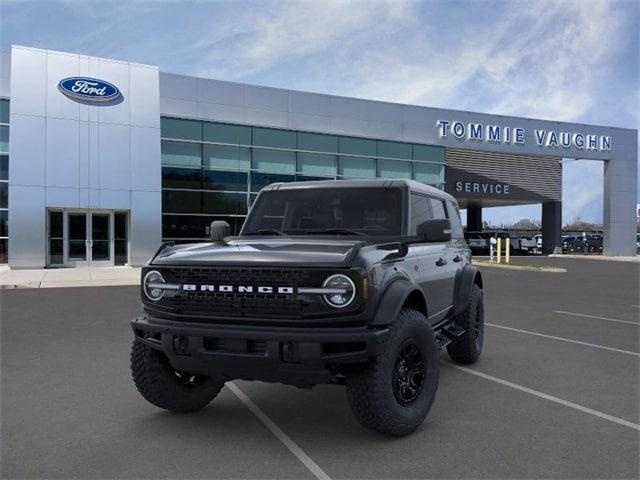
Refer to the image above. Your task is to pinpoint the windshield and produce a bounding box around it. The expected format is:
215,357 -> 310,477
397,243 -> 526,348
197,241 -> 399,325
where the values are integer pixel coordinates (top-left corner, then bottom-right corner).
242,187 -> 403,237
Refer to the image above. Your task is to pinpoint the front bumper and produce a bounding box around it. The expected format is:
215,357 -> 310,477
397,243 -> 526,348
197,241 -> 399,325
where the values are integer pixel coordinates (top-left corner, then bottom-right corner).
131,316 -> 389,387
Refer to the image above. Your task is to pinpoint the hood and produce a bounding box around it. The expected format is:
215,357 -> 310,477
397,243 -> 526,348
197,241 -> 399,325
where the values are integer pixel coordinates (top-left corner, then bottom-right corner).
151,237 -> 365,268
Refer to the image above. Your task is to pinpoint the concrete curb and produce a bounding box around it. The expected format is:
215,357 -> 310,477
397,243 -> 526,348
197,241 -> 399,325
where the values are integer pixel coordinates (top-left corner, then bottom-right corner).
473,260 -> 567,273
549,254 -> 640,263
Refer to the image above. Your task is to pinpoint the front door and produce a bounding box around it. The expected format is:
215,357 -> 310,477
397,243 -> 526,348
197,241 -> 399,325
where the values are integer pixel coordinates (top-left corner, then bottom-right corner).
90,213 -> 112,266
67,213 -> 89,266
48,210 -> 129,267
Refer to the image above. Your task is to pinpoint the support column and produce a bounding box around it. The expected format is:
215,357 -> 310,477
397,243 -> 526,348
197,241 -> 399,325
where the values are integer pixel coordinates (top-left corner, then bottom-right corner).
603,155 -> 637,256
467,205 -> 483,232
542,201 -> 562,254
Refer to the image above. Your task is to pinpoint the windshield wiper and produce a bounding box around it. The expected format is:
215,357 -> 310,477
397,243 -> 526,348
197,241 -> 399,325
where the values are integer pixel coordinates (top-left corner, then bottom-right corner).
305,228 -> 366,236
244,229 -> 286,236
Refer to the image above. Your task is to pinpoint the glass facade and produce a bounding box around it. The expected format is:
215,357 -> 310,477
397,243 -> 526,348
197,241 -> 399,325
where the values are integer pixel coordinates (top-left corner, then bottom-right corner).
160,117 -> 445,241
0,99 -> 8,263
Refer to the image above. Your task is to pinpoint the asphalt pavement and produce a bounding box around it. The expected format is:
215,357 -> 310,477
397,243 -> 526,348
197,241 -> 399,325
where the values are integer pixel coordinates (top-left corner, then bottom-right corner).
1,257 -> 638,479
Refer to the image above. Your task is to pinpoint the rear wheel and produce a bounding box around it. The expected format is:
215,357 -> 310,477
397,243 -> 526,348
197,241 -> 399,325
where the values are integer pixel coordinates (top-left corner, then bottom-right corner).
447,283 -> 484,364
131,340 -> 224,413
346,309 -> 439,436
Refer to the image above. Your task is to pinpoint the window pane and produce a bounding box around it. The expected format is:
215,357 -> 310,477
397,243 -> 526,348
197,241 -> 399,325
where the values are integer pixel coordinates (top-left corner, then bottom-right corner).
429,198 -> 448,220
297,152 -> 336,177
338,156 -> 376,178
114,213 -> 127,240
163,215 -> 242,239
0,126 -> 8,153
339,137 -> 376,157
202,192 -> 247,215
163,215 -> 209,238
250,172 -> 295,192
0,99 -> 9,124
48,211 -> 63,238
0,182 -> 7,208
49,239 -> 62,265
413,144 -> 445,163
296,175 -> 333,183
378,141 -> 411,160
203,144 -> 250,171
409,194 -> 430,235
203,122 -> 251,145
161,117 -> 201,141
202,170 -> 248,191
252,148 -> 295,173
0,238 -> 6,263
162,190 -> 202,213
297,132 -> 338,153
0,210 -> 7,237
378,159 -> 411,179
161,141 -> 201,167
0,155 -> 7,181
252,127 -> 296,149
162,167 -> 202,189
413,163 -> 444,185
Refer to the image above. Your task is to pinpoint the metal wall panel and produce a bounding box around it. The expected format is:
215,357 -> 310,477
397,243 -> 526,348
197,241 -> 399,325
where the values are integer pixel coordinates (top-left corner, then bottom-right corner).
445,148 -> 562,204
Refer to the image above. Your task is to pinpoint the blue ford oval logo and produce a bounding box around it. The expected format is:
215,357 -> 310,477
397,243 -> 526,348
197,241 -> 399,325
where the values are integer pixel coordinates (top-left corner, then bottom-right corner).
58,77 -> 121,102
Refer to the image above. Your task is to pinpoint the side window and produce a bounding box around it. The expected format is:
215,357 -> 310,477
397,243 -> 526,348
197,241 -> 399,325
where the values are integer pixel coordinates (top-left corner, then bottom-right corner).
446,201 -> 464,239
428,198 -> 448,220
409,194 -> 430,235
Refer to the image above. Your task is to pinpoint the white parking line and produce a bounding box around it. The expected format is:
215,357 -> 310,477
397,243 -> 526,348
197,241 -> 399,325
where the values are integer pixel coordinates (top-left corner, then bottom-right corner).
554,310 -> 639,326
486,323 -> 640,357
446,363 -> 640,431
228,382 -> 331,480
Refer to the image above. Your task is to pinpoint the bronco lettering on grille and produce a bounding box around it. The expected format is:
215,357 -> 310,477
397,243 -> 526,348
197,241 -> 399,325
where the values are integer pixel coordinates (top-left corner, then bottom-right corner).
182,284 -> 295,294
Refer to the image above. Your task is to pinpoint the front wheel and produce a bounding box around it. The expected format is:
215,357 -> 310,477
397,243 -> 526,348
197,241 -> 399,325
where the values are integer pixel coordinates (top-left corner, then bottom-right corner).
130,340 -> 224,413
345,309 -> 439,436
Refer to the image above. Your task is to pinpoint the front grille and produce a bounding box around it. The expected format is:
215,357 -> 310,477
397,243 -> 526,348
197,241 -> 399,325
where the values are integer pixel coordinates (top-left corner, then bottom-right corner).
158,267 -> 325,319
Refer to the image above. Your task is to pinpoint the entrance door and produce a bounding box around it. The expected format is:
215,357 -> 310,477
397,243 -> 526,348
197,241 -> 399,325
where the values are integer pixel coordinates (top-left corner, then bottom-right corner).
48,210 -> 129,267
67,213 -> 88,266
90,213 -> 111,266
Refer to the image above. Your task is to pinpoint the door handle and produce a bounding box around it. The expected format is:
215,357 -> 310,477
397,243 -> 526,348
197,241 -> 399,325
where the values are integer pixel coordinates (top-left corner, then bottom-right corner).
453,255 -> 462,263
435,257 -> 447,267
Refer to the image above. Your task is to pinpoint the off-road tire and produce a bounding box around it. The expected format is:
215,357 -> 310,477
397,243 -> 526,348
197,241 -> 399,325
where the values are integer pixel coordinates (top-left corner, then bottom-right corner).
131,340 -> 224,413
345,308 -> 439,436
447,283 -> 484,364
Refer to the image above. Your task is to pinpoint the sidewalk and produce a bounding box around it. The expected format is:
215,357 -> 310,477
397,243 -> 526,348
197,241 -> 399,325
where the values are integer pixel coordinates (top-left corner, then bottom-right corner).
0,266 -> 141,289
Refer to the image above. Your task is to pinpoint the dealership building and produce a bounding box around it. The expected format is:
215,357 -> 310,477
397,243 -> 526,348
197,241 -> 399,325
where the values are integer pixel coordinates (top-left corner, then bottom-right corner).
0,45 -> 637,267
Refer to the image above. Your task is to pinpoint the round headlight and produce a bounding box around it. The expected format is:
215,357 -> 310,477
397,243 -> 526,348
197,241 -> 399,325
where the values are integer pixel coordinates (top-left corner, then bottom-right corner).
143,270 -> 165,302
322,274 -> 356,308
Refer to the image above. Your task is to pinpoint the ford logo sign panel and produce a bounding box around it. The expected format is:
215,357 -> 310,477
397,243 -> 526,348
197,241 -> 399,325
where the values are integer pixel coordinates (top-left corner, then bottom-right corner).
58,77 -> 121,102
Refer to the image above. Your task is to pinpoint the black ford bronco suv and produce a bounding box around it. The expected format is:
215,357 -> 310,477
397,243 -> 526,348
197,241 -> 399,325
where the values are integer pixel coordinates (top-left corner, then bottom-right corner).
131,179 -> 484,436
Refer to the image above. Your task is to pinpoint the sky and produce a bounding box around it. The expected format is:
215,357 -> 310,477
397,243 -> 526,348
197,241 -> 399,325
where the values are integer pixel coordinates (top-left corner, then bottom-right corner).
1,0 -> 638,226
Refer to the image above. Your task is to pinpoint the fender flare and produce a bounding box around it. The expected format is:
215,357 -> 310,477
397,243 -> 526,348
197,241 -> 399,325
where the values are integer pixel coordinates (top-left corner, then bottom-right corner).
370,278 -> 426,326
453,265 -> 483,316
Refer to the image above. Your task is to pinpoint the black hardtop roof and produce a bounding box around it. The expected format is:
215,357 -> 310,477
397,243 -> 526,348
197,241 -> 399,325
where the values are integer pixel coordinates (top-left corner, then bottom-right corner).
261,179 -> 458,206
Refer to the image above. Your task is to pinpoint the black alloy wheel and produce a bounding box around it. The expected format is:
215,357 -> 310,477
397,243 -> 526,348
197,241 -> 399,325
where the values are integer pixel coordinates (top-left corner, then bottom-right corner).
392,341 -> 425,406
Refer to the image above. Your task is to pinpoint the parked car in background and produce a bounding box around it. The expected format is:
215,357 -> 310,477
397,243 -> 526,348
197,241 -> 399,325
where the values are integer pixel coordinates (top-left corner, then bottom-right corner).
464,231 -> 489,253
518,236 -> 537,254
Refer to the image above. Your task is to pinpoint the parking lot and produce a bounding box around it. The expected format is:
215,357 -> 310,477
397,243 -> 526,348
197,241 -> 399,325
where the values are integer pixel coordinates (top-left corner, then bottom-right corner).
1,257 -> 639,479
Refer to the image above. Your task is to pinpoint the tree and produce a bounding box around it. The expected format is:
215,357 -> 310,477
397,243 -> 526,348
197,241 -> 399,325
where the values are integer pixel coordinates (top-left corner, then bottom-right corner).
563,216 -> 602,232
510,218 -> 541,230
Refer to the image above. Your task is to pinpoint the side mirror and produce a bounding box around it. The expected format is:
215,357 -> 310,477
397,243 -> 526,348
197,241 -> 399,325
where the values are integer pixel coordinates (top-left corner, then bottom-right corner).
416,219 -> 452,243
209,221 -> 230,242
